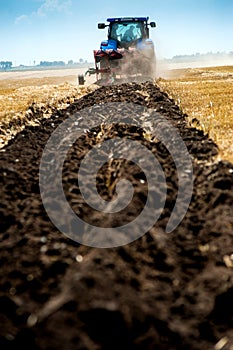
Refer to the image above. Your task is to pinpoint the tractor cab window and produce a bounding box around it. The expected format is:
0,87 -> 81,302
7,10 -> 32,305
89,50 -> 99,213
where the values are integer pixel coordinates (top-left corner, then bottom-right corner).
109,22 -> 145,43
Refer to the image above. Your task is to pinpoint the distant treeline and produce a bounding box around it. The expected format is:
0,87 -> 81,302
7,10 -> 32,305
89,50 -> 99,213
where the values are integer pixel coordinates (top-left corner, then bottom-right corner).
39,59 -> 87,66
0,59 -> 88,71
166,51 -> 233,63
39,61 -> 66,67
0,61 -> 13,70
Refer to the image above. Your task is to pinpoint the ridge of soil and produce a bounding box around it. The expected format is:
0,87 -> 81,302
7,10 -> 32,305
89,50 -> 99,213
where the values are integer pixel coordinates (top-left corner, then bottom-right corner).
0,82 -> 233,350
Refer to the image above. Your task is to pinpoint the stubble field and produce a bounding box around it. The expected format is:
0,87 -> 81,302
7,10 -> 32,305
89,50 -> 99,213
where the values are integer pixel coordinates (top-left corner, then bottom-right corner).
0,68 -> 96,148
157,65 -> 233,163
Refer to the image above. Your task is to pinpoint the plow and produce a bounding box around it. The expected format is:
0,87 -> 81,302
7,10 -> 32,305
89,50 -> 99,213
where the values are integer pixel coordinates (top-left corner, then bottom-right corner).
84,17 -> 156,85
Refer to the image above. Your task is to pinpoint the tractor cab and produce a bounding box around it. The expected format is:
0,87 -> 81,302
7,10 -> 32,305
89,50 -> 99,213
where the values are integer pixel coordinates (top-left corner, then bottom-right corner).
85,17 -> 157,85
99,17 -> 156,50
109,21 -> 146,48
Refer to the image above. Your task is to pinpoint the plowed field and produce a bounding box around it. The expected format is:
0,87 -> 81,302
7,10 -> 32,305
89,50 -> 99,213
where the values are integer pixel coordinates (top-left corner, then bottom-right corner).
0,76 -> 233,350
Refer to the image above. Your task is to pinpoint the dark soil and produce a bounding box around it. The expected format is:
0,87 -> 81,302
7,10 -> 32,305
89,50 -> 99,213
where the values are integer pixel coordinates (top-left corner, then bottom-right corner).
0,82 -> 233,350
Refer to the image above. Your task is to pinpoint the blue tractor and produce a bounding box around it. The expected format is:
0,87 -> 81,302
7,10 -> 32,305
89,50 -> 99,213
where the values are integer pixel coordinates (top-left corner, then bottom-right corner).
86,17 -> 156,85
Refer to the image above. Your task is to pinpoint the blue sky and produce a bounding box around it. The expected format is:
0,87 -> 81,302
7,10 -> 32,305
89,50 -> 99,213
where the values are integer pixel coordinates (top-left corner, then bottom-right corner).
0,0 -> 233,65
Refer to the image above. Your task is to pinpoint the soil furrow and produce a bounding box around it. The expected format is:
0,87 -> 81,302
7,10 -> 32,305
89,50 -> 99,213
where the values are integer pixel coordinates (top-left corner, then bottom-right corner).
0,82 -> 233,350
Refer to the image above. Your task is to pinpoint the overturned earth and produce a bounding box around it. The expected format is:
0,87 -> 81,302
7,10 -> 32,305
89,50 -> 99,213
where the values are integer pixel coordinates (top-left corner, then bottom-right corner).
0,82 -> 233,350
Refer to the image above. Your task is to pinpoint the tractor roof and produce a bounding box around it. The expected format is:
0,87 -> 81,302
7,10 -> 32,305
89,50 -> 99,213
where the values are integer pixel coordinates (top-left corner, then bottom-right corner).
107,17 -> 149,23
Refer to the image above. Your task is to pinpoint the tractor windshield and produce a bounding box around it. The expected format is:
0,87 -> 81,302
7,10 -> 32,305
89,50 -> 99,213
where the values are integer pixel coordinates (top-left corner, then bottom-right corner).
109,22 -> 145,43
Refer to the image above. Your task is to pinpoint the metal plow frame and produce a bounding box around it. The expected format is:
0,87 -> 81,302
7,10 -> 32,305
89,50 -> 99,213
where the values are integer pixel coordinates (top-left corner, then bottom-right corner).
86,48 -> 156,86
